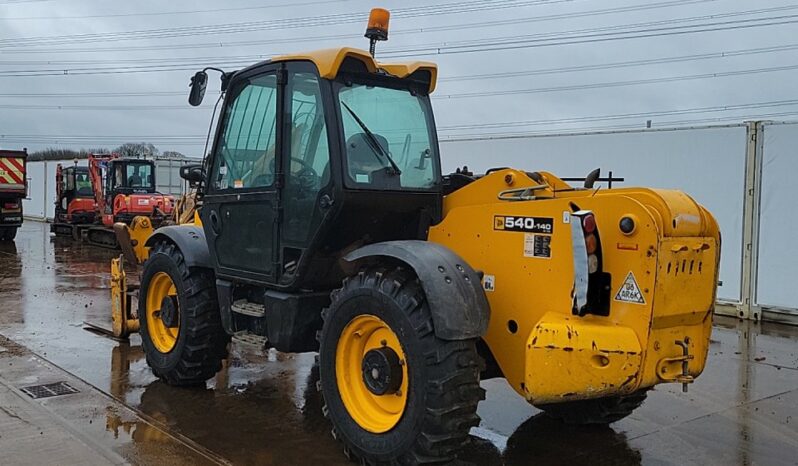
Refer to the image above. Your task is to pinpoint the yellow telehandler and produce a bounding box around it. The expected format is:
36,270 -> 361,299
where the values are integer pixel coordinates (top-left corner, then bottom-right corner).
132,9 -> 720,465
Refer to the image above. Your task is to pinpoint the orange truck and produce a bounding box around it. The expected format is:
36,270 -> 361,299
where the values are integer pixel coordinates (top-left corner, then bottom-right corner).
0,149 -> 27,241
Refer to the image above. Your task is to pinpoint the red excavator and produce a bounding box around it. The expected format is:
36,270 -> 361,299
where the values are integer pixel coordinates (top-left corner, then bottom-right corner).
50,162 -> 96,239
84,153 -> 175,248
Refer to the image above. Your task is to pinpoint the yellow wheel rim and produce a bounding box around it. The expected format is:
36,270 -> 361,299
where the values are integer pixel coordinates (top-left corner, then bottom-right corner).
145,271 -> 180,353
335,314 -> 409,433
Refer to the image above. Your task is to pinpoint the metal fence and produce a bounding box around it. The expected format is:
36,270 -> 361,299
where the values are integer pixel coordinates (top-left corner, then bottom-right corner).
439,120 -> 796,323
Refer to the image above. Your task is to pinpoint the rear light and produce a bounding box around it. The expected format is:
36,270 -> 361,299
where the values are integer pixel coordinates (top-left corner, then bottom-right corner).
582,214 -> 596,233
3,202 -> 19,209
587,254 -> 599,274
585,234 -> 597,254
572,210 -> 611,317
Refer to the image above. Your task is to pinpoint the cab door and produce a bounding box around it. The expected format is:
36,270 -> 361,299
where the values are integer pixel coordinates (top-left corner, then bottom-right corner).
279,64 -> 334,279
202,64 -> 285,283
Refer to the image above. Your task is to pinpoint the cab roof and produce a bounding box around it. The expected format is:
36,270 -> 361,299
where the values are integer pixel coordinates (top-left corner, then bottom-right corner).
271,47 -> 438,93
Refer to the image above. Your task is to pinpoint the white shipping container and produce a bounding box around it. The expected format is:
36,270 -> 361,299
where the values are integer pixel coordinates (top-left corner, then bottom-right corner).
756,122 -> 798,312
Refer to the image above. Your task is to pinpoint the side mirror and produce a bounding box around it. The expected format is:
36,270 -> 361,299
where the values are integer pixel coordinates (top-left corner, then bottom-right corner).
180,163 -> 204,187
188,71 -> 208,107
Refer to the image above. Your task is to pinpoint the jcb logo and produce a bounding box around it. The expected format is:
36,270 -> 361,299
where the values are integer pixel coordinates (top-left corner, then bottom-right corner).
493,215 -> 554,234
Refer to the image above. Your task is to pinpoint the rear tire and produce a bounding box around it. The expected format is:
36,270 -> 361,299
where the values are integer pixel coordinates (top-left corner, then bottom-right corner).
318,266 -> 484,465
138,241 -> 229,386
0,227 -> 16,241
536,391 -> 648,425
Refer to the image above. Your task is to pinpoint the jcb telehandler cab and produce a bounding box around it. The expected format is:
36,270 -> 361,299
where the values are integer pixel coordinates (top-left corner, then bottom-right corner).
138,9 -> 721,465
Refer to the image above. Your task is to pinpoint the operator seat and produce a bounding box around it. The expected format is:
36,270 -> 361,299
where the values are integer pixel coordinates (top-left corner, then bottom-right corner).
346,133 -> 399,189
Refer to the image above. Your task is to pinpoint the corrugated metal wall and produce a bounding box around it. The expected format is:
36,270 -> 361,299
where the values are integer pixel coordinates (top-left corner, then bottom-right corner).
756,122 -> 798,313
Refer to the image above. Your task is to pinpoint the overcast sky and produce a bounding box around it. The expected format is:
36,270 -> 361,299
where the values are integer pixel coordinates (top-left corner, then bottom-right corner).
0,0 -> 796,156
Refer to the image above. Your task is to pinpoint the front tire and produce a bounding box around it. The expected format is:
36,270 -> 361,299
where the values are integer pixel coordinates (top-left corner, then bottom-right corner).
318,266 -> 484,465
138,241 -> 229,386
536,391 -> 648,425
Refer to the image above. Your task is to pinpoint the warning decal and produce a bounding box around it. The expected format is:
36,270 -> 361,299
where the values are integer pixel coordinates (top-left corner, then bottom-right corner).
614,272 -> 645,304
483,274 -> 495,292
524,233 -> 551,258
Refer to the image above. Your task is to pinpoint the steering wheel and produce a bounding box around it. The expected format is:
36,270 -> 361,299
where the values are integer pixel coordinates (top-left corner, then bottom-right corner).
290,157 -> 317,177
289,157 -> 319,191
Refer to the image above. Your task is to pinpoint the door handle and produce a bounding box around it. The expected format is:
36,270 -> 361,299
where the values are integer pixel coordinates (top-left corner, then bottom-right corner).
209,210 -> 221,234
319,194 -> 334,209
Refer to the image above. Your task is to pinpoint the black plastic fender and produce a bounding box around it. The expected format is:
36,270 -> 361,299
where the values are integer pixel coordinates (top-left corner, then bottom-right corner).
145,225 -> 211,268
344,240 -> 490,340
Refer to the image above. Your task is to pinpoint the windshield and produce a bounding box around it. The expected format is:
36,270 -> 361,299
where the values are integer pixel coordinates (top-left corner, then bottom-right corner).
338,82 -> 438,190
74,169 -> 92,196
115,162 -> 153,189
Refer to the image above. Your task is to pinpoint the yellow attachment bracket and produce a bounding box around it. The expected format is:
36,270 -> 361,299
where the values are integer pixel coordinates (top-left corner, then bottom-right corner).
655,354 -> 695,383
110,255 -> 140,339
114,216 -> 154,266
524,312 -> 642,404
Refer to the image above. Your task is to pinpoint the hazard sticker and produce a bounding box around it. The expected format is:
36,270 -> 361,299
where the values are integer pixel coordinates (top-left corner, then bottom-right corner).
614,272 -> 645,304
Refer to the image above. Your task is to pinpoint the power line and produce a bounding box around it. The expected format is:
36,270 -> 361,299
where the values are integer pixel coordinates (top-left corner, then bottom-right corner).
0,0 -> 713,54
0,0 -> 564,48
437,43 -> 798,82
6,108 -> 798,148
1,10 -> 796,78
438,99 -> 798,131
0,0 -> 51,4
1,60 -> 797,100
403,3 -> 798,52
385,13 -> 798,59
4,99 -> 798,142
1,41 -> 797,95
434,63 -> 798,100
2,0 -> 355,21
439,111 -> 798,140
13,3 -> 785,60
0,5 -> 754,67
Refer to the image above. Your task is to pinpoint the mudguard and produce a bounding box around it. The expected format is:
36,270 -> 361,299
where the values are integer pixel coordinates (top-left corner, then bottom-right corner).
344,240 -> 490,340
145,225 -> 211,268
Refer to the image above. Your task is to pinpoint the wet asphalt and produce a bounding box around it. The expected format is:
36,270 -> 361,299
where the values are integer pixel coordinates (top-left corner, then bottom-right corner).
1,220 -> 798,465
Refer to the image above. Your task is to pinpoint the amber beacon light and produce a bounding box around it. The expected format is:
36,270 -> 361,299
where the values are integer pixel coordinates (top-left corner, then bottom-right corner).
365,8 -> 390,56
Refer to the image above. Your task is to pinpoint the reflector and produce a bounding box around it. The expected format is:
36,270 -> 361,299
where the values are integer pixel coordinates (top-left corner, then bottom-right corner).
585,234 -> 597,254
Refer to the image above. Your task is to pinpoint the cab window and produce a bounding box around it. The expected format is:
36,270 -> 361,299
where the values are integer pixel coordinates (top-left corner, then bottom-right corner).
65,168 -> 75,191
338,83 -> 437,190
282,71 -> 331,243
126,163 -> 152,188
211,73 -> 278,190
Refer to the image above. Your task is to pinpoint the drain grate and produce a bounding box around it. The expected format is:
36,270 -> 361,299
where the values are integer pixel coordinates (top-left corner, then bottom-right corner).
20,381 -> 79,399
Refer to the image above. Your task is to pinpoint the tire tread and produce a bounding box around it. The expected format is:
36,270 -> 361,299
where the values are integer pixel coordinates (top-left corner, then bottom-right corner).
319,266 -> 483,465
140,241 -> 229,386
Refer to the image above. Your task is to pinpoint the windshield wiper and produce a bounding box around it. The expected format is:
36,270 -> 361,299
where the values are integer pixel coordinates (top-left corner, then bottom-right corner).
341,102 -> 402,176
